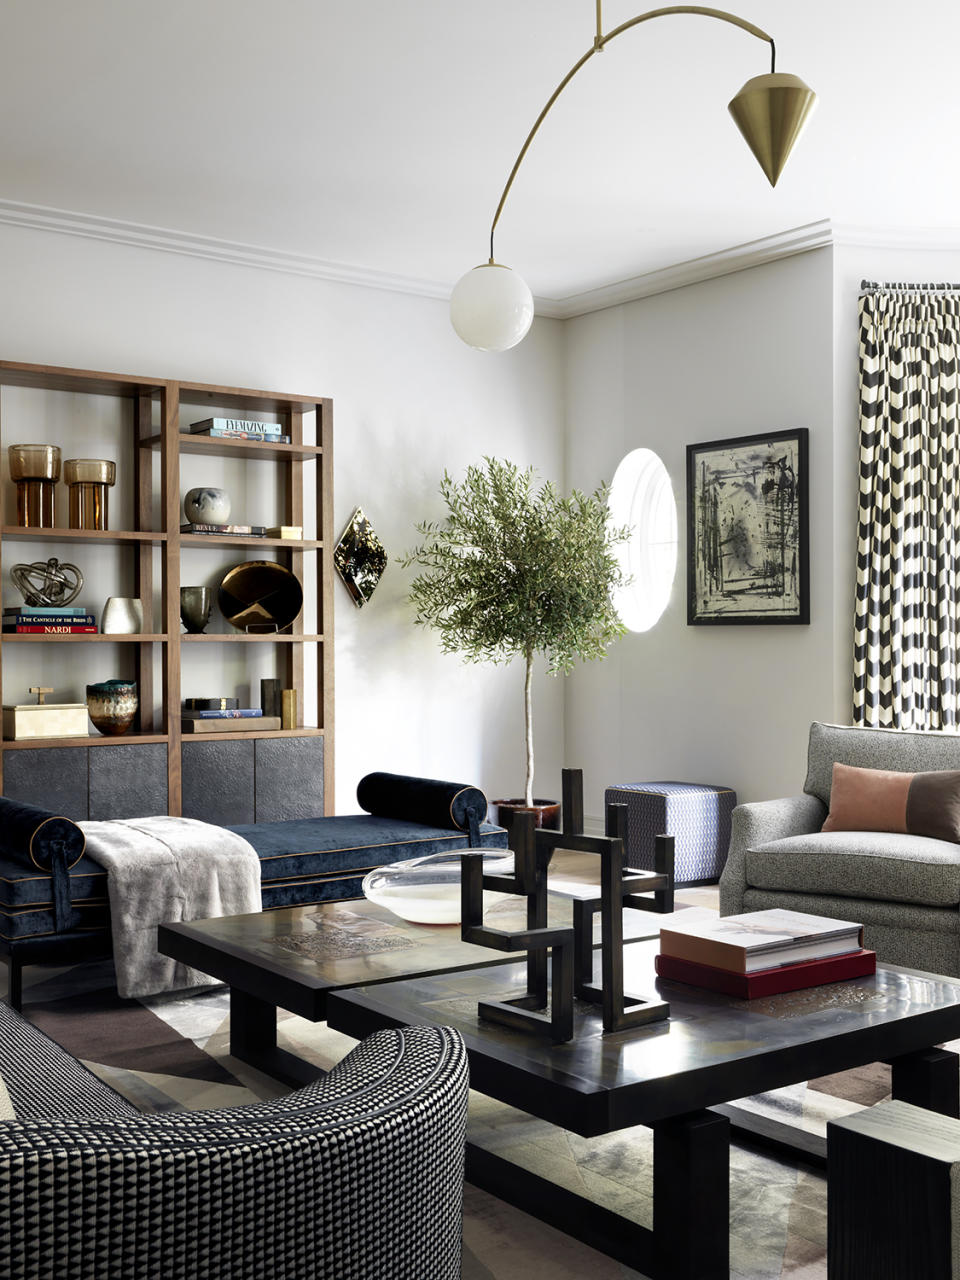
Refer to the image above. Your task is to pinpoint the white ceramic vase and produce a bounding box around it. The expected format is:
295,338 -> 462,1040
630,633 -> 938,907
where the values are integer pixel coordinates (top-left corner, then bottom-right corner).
183,487 -> 231,525
101,596 -> 144,635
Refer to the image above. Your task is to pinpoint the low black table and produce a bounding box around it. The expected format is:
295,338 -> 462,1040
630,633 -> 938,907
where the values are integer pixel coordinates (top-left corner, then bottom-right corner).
326,941 -> 960,1280
157,894 -> 657,1086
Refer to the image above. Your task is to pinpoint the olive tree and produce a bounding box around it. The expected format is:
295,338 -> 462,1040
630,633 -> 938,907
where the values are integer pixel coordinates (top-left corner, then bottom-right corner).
400,457 -> 629,805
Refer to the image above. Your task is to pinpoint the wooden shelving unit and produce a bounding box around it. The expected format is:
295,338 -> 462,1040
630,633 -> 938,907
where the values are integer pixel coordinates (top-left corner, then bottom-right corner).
0,360 -> 334,814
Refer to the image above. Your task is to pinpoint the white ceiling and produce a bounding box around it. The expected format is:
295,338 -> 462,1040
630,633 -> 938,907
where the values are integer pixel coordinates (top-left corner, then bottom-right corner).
2,1 -> 958,304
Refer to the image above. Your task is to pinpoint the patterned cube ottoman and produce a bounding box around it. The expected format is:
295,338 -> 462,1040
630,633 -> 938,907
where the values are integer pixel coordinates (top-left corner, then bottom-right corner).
604,781 -> 737,886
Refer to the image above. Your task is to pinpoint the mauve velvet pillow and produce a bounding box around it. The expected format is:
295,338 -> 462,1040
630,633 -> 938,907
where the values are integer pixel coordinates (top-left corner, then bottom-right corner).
822,762 -> 960,843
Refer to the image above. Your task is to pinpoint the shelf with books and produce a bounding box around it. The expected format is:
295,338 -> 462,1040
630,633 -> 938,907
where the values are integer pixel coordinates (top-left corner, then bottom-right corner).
0,361 -> 334,817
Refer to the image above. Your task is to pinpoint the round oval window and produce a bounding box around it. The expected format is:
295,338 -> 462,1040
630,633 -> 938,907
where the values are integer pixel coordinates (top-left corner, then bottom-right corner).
608,448 -> 678,632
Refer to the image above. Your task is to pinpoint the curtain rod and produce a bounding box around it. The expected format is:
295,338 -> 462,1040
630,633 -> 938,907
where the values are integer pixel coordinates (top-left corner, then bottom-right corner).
860,279 -> 960,296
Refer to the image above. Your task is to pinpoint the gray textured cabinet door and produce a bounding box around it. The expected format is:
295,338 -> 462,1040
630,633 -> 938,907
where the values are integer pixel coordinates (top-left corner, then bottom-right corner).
89,744 -> 168,819
3,748 -> 90,818
255,737 -> 324,821
181,740 -> 256,825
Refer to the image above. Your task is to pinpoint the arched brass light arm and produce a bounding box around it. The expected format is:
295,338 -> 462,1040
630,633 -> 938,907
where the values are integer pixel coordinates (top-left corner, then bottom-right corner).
450,0 -> 815,351
488,5 -> 778,263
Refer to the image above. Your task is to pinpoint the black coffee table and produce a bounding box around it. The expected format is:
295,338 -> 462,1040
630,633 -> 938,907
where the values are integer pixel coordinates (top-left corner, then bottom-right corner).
326,940 -> 960,1280
157,894 -> 658,1086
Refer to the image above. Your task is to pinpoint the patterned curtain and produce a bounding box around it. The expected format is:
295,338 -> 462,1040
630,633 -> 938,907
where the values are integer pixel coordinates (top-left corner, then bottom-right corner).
854,283 -> 960,728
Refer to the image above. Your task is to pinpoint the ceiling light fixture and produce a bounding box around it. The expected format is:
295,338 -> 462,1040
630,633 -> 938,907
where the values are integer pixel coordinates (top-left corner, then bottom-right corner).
450,3 -> 817,352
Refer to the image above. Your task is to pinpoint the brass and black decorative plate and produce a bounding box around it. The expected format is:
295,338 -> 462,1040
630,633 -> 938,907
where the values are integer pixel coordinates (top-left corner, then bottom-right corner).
218,561 -> 303,632
334,506 -> 387,607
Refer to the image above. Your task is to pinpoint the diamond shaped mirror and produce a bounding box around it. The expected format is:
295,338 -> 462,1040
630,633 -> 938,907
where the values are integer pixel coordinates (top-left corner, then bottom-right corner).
334,506 -> 387,607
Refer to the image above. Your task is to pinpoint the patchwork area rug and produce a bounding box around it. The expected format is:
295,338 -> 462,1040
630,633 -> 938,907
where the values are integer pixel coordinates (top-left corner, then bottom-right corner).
14,952 -> 905,1280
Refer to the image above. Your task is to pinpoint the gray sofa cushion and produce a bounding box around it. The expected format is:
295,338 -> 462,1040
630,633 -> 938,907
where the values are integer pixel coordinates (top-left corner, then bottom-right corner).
804,722 -> 960,806
745,830 -> 960,907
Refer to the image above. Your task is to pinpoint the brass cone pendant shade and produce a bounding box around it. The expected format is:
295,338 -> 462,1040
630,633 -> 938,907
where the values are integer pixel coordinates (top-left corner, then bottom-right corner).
728,72 -> 817,186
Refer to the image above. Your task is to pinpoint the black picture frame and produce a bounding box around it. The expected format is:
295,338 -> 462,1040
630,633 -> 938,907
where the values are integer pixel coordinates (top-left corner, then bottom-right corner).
686,427 -> 809,626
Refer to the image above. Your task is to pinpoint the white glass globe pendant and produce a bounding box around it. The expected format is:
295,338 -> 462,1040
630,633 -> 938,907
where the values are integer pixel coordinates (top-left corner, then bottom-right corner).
450,262 -> 534,352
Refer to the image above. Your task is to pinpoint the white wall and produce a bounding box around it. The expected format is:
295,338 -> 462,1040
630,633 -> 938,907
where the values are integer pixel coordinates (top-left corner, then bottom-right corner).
563,248 -> 837,814
0,223 -> 566,812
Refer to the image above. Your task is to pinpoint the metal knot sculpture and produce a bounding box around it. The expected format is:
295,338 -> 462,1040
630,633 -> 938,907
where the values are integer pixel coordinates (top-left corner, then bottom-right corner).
11,557 -> 83,606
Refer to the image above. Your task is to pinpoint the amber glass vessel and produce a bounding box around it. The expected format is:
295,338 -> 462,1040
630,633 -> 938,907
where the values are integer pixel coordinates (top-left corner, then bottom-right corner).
63,458 -> 116,530
8,444 -> 61,527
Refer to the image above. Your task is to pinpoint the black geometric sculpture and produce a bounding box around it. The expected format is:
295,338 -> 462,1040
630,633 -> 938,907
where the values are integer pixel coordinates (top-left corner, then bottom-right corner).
461,767 -> 674,1042
461,814 -> 575,1042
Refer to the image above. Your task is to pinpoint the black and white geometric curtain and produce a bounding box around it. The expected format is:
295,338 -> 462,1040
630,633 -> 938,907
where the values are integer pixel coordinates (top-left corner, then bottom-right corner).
854,282 -> 960,728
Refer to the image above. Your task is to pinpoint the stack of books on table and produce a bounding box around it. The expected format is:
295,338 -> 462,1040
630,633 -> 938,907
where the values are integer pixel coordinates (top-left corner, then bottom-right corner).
188,417 -> 291,444
181,707 -> 281,733
655,908 -> 876,999
3,606 -> 97,634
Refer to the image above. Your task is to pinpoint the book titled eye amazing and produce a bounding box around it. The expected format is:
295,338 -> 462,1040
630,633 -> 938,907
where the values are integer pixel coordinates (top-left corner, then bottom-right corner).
658,908 -> 864,974
189,424 -> 285,440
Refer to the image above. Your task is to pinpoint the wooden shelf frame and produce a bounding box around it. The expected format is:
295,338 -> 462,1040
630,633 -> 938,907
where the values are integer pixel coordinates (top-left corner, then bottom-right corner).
0,362 -> 335,813
1,634 -> 169,643
1,732 -> 170,751
1,526 -> 167,545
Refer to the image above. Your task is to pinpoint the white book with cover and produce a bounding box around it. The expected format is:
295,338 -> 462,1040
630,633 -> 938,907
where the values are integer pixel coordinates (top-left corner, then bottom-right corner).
659,908 -> 864,973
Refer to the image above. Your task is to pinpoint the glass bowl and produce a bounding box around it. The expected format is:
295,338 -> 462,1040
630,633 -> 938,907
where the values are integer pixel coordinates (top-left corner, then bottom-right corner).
362,849 -> 515,925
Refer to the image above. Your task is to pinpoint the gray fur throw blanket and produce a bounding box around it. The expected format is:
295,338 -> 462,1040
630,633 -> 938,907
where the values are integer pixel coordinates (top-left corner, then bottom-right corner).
80,817 -> 261,999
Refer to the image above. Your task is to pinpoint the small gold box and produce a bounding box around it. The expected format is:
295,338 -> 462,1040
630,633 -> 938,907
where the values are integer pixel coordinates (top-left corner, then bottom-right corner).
2,702 -> 89,740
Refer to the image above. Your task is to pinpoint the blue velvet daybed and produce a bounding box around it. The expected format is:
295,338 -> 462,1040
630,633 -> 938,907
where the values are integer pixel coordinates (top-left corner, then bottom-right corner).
0,772 -> 508,1007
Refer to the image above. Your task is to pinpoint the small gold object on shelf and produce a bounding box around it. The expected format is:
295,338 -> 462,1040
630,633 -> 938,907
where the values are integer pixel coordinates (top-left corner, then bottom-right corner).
3,685 -> 88,739
63,458 -> 116,530
8,444 -> 61,527
281,688 -> 298,730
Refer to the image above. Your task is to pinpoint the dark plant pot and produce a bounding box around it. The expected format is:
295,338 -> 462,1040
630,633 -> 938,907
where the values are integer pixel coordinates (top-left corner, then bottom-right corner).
493,798 -> 561,837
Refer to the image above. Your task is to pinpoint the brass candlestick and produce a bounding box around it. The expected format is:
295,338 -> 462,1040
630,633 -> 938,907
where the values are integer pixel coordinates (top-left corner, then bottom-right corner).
63,459 -> 116,530
8,444 -> 61,527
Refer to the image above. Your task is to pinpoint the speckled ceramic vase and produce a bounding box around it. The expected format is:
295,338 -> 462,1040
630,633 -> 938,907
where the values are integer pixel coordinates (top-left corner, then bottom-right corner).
183,487 -> 231,525
87,680 -> 138,736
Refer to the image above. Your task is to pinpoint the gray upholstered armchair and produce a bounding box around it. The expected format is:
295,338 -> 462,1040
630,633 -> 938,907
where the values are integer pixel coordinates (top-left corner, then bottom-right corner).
0,1003 -> 468,1280
719,721 -> 960,976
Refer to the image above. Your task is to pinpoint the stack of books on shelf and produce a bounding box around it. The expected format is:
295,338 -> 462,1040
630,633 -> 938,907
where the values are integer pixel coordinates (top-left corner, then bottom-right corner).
180,522 -> 267,537
188,417 -> 291,444
181,703 -> 281,733
655,908 -> 876,999
3,606 -> 97,634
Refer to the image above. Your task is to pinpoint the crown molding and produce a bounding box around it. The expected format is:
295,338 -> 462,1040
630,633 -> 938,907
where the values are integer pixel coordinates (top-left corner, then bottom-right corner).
3,200 -> 954,322
0,198 -> 454,302
537,220 -> 836,319
830,223 -> 960,253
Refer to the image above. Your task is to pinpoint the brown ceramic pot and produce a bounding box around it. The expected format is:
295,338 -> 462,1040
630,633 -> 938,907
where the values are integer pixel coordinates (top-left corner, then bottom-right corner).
492,798 -> 561,836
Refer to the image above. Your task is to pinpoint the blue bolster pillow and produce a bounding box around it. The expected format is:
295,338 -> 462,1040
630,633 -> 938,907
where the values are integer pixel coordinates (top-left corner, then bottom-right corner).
357,772 -> 488,846
0,798 -> 84,931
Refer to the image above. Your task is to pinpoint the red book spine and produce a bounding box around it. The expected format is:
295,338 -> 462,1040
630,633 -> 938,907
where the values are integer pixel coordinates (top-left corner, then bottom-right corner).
654,949 -> 877,998
4,625 -> 98,633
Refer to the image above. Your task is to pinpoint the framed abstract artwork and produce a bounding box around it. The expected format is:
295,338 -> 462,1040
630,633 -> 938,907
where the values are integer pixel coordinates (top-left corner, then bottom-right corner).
686,428 -> 809,625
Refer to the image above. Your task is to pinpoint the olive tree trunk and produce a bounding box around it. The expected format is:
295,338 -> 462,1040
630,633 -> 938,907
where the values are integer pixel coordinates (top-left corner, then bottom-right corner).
524,646 -> 534,807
